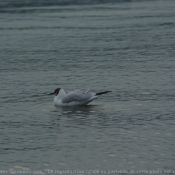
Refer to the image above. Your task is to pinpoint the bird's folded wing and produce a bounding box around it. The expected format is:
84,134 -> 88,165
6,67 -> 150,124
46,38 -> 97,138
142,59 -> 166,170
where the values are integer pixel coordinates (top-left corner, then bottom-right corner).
61,93 -> 93,103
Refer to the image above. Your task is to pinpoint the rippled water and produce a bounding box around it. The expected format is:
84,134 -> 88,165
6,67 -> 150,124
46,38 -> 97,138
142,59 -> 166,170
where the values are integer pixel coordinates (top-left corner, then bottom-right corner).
1,0 -> 175,174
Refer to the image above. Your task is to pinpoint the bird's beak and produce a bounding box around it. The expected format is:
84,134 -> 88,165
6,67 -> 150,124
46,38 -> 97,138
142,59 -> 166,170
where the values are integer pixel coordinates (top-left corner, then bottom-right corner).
49,92 -> 55,95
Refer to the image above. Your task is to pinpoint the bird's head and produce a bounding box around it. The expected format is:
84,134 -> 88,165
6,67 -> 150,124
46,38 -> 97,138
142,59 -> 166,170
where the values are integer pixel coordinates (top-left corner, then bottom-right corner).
49,88 -> 61,96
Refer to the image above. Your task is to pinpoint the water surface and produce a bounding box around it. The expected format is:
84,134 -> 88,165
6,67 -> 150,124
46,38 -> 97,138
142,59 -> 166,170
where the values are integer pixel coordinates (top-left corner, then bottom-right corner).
0,0 -> 175,174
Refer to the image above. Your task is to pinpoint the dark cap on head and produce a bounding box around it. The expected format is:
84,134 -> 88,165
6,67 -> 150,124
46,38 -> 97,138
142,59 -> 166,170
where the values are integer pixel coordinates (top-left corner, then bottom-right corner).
49,88 -> 61,95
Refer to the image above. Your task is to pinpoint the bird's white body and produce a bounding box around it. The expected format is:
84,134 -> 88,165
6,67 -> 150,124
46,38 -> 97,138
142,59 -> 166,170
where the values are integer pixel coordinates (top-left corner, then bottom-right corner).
53,88 -> 98,106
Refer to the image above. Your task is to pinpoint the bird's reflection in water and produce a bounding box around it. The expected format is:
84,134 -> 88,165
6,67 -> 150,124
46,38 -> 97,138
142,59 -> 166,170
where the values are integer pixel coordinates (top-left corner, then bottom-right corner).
50,102 -> 153,131
50,104 -> 109,129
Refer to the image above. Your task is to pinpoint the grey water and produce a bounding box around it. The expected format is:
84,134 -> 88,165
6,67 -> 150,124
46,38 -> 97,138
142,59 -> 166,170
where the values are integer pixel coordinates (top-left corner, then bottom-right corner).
0,0 -> 175,174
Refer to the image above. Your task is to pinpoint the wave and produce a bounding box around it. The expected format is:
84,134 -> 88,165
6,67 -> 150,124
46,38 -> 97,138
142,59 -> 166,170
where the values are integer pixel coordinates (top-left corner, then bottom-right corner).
0,0 -> 150,9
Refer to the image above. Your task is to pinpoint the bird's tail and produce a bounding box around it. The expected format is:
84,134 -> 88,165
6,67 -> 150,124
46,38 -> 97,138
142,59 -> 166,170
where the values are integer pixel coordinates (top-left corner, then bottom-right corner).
96,91 -> 111,96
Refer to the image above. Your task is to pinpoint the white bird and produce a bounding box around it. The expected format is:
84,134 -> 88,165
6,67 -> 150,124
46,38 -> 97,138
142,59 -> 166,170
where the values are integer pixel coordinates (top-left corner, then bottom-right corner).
49,88 -> 111,106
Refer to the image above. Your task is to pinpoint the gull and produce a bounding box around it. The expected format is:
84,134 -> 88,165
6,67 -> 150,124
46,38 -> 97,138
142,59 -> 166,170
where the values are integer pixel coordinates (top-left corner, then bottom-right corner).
49,88 -> 111,106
